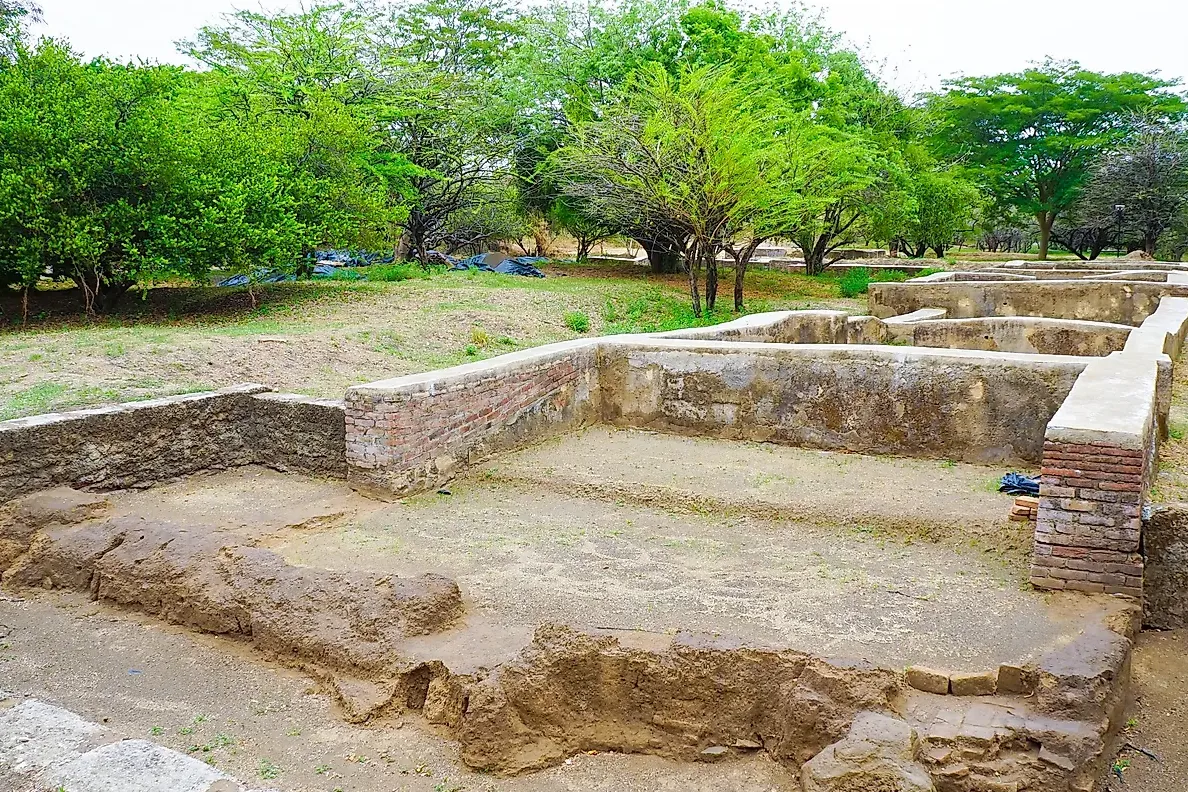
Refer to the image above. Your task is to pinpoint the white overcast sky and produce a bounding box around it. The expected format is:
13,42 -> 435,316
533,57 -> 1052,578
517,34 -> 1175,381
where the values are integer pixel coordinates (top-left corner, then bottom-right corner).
31,0 -> 1188,94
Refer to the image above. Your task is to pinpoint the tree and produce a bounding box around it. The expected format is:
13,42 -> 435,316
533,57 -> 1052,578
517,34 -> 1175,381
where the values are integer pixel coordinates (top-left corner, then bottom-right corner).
0,43 -> 209,310
931,60 -> 1184,259
899,171 -> 981,258
0,0 -> 40,59
555,64 -> 777,314
1082,118 -> 1188,256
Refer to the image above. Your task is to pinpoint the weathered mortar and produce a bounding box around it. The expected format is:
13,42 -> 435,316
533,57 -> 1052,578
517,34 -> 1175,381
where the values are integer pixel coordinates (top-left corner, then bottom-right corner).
0,385 -> 346,501
869,279 -> 1188,325
597,339 -> 1088,465
905,317 -> 1133,356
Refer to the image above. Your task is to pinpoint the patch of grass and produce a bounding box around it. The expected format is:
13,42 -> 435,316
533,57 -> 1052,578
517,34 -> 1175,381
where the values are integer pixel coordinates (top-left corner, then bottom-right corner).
470,327 -> 491,347
258,759 -> 282,779
366,263 -> 430,282
836,267 -> 924,298
563,310 -> 590,333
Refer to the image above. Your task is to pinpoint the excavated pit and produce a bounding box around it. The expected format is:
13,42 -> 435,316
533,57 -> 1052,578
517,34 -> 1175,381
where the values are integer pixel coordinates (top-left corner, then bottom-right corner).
0,429 -> 1140,790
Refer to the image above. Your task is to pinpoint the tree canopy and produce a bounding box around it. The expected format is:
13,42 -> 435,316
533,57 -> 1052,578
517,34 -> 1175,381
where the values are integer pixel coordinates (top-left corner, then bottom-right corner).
930,60 -> 1185,259
1,0 -> 1186,315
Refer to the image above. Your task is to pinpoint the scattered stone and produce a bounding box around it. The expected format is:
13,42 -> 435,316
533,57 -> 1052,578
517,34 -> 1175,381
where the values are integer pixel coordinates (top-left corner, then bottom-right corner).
949,670 -> 997,697
800,712 -> 935,792
1037,745 -> 1076,771
698,746 -> 729,761
733,739 -> 763,750
905,666 -> 950,695
996,663 -> 1032,694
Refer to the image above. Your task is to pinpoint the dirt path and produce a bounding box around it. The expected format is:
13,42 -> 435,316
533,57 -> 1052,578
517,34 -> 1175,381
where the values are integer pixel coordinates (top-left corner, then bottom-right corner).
1110,630 -> 1188,791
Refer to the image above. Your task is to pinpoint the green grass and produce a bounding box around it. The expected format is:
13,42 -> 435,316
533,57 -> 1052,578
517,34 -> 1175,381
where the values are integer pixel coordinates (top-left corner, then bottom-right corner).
836,267 -> 943,298
563,310 -> 590,333
365,262 -> 432,282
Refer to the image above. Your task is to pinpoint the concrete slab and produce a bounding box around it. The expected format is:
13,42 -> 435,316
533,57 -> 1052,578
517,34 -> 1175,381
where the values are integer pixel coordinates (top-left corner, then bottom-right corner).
0,699 -> 105,776
45,739 -> 230,792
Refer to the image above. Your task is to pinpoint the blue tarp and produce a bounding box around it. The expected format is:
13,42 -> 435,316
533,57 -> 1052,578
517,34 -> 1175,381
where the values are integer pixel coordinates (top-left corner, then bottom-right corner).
999,473 -> 1039,496
449,255 -> 547,278
216,263 -> 339,287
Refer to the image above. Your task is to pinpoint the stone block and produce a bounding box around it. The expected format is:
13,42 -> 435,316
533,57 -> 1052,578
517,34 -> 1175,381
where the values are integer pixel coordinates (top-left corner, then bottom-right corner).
905,666 -> 950,695
996,664 -> 1034,695
949,671 -> 998,697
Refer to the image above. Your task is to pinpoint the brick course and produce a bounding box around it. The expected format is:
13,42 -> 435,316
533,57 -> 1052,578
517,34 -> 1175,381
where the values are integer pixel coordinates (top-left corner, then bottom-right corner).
345,345 -> 599,496
1030,441 -> 1146,598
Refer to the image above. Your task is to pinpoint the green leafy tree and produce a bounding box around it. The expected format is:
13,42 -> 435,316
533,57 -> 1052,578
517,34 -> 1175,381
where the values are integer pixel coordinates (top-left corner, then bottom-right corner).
931,60 -> 1184,259
899,171 -> 982,258
0,43 -> 208,310
555,64 -> 779,314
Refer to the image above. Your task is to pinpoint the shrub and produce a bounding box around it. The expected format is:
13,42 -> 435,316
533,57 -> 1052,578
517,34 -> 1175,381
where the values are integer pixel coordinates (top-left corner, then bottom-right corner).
838,267 -> 920,297
838,268 -> 872,297
367,263 -> 428,282
564,310 -> 591,333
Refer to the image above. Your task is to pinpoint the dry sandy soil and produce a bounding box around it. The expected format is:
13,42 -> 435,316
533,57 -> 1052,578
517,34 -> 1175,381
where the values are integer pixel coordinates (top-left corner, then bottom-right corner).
0,592 -> 796,792
1107,630 -> 1188,792
0,266 -> 860,421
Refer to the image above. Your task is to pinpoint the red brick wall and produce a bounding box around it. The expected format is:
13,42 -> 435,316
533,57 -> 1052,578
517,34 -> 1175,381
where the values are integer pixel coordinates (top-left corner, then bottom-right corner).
345,345 -> 597,496
1030,441 -> 1146,597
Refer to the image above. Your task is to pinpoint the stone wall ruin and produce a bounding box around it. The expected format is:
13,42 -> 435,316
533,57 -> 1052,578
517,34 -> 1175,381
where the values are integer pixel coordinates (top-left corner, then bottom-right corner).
5,262 -> 1188,791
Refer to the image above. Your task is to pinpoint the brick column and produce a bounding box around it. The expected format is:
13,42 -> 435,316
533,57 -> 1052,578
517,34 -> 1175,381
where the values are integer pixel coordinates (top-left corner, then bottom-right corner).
1029,353 -> 1158,600
1030,441 -> 1144,597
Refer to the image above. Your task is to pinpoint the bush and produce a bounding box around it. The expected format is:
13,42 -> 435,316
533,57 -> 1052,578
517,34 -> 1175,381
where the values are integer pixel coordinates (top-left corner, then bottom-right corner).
367,263 -> 429,282
838,268 -> 872,297
564,310 -> 591,333
837,267 -> 920,297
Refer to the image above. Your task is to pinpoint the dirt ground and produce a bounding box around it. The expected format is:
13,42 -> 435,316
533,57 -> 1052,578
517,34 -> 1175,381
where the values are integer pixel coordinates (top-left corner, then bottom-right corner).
99,426 -> 1090,671
1108,630 -> 1188,792
0,265 -> 860,421
0,592 -> 796,792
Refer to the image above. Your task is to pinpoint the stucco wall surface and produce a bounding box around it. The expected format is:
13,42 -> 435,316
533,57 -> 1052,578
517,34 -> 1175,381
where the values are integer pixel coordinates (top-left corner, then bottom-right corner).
905,317 -> 1132,356
597,339 -> 1087,465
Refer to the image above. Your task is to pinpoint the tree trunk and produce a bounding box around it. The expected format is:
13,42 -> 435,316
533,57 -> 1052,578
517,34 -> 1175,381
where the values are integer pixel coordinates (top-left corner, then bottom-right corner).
1036,212 -> 1054,260
686,240 -> 703,317
639,237 -> 685,274
576,237 -> 593,263
803,235 -> 832,276
931,243 -> 946,259
704,246 -> 718,312
732,239 -> 763,312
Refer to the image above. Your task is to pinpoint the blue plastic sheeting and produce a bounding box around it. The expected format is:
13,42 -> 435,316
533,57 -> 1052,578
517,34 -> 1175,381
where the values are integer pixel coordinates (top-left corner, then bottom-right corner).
999,472 -> 1039,496
216,263 -> 339,287
450,255 -> 547,278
